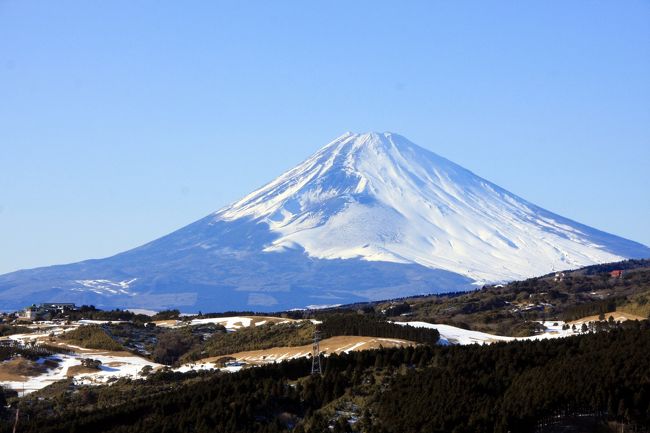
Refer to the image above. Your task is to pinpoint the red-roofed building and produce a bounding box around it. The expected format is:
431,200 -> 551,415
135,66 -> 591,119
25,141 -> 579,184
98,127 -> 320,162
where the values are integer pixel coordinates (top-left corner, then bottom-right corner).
610,270 -> 624,279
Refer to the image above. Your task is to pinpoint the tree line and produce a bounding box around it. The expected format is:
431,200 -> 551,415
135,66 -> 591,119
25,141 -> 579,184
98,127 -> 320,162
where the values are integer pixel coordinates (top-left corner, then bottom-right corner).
319,313 -> 440,345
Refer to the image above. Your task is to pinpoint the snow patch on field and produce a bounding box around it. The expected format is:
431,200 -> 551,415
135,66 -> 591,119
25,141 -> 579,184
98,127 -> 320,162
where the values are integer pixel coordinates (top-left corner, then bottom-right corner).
190,316 -> 252,329
1,351 -> 160,395
393,321 -> 579,345
177,316 -> 299,330
0,322 -> 159,395
71,353 -> 160,386
78,319 -> 126,325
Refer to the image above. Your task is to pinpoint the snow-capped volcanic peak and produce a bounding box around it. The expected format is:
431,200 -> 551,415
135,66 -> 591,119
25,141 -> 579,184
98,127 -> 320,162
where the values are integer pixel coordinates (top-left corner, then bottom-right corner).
217,132 -> 629,283
1,131 -> 647,311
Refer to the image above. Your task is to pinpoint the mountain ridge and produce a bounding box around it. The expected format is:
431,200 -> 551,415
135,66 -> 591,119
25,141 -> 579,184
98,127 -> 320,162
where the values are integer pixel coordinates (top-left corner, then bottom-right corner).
0,131 -> 648,311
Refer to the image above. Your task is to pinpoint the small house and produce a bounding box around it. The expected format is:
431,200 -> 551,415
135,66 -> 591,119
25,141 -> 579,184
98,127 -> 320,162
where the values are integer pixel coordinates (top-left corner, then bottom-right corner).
18,307 -> 38,320
610,270 -> 624,279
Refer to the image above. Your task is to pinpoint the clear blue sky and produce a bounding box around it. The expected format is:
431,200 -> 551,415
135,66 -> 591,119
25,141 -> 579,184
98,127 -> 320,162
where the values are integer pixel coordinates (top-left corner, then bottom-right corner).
1,1 -> 649,274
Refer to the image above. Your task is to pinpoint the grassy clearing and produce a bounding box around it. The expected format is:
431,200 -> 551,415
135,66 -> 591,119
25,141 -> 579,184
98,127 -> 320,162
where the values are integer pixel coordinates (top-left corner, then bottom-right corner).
181,321 -> 315,363
0,356 -> 55,380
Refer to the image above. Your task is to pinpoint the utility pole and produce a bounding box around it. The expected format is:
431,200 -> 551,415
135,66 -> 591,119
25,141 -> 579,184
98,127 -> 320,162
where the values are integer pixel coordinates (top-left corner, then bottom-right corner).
12,408 -> 19,433
311,328 -> 322,376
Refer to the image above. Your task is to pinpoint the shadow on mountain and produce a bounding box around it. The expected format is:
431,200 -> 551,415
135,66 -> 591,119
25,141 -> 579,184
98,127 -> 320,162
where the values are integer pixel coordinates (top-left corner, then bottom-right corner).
0,217 -> 473,312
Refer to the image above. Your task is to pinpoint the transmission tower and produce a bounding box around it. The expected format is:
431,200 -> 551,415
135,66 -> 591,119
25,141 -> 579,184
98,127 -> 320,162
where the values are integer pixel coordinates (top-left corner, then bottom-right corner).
311,328 -> 322,376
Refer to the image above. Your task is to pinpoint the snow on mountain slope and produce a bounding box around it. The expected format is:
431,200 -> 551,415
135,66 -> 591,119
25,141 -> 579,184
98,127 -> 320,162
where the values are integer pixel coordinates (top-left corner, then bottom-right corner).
216,132 -> 641,283
0,131 -> 648,312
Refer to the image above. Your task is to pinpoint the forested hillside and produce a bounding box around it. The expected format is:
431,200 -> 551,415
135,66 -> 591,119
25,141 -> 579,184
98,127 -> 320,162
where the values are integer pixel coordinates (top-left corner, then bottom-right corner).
3,321 -> 648,433
319,313 -> 440,345
366,259 -> 650,336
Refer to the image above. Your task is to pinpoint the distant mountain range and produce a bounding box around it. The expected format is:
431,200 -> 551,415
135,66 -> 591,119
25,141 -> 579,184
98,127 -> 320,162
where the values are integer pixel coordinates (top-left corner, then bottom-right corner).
1,132 -> 648,311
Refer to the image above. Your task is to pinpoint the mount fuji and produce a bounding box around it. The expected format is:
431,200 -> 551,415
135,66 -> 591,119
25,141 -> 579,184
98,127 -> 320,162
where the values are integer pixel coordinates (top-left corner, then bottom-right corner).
1,132 -> 648,312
